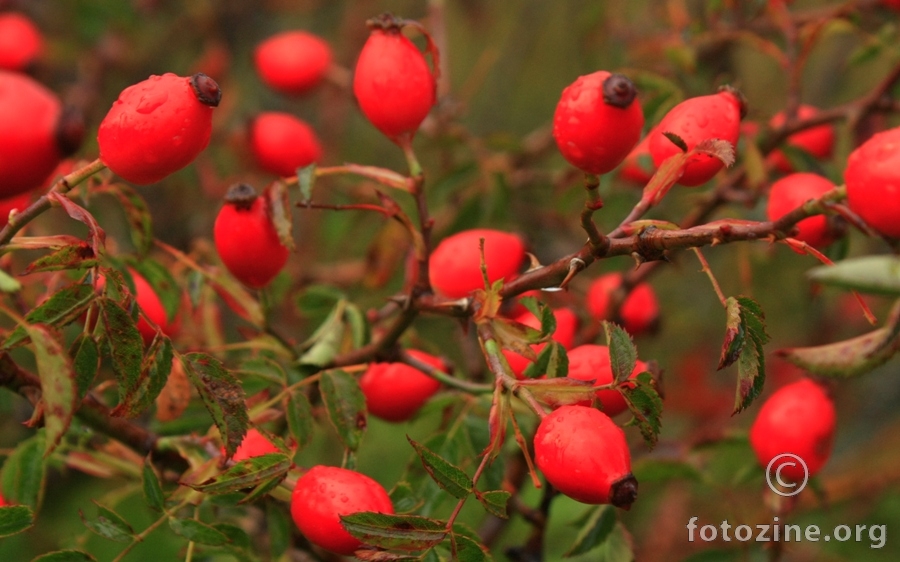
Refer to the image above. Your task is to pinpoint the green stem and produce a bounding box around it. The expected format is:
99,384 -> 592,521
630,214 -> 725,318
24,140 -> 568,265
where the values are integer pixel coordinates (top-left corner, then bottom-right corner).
111,497 -> 193,562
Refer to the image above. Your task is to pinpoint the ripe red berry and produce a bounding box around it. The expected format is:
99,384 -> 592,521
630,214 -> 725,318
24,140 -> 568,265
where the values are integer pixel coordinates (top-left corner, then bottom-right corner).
749,378 -> 835,482
231,429 -> 280,461
359,349 -> 444,422
586,273 -> 658,337
844,126 -> 900,238
534,405 -> 637,507
766,173 -> 836,248
649,87 -> 745,186
619,128 -> 655,185
291,465 -> 394,555
502,307 -> 579,378
429,229 -> 525,299
767,105 -> 835,173
249,112 -> 322,177
0,70 -> 83,198
0,13 -> 43,72
553,71 -> 644,175
97,73 -> 220,185
130,269 -> 181,346
565,344 -> 648,415
254,31 -> 332,96
214,184 -> 290,289
353,14 -> 436,144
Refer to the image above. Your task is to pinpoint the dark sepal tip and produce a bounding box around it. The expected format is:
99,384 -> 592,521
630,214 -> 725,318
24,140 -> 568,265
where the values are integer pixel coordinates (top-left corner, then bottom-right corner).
609,473 -> 638,510
224,183 -> 258,209
603,74 -> 638,109
190,73 -> 222,107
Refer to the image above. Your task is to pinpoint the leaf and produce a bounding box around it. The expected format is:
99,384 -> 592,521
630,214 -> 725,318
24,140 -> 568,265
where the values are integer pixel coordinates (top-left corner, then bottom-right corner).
0,505 -> 34,537
297,163 -> 316,204
718,297 -> 745,370
142,457 -> 165,511
808,255 -> 900,296
389,481 -> 423,514
98,297 -> 144,410
354,552 -> 422,562
70,334 -> 100,402
319,369 -> 367,451
187,453 -> 291,494
0,431 -> 47,510
47,192 -> 106,256
111,335 -> 173,418
622,372 -> 663,447
168,517 -> 230,546
267,181 -> 295,252
31,550 -> 97,562
523,377 -> 596,408
642,151 -> 688,206
154,357 -> 191,422
732,296 -> 769,414
662,131 -> 688,152
579,522 -> 634,562
284,389 -> 313,451
565,505 -> 617,557
298,302 -> 346,367
4,283 -> 95,349
776,301 -> 900,377
266,502 -> 291,560
0,268 -> 21,292
475,490 -> 510,519
340,512 -> 447,550
603,322 -> 637,383
238,356 -> 287,385
22,241 -> 97,275
522,341 -> 569,379
94,183 -> 153,256
345,302 -> 370,348
25,325 -> 77,456
408,437 -> 473,500
238,474 -> 286,505
181,353 -> 250,458
694,138 -> 736,168
453,533 -> 493,562
80,502 -> 134,542
127,260 -> 181,325
213,523 -> 252,549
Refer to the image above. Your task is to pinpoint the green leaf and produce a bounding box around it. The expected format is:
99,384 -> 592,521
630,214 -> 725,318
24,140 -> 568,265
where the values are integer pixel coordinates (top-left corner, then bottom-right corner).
345,302 -> 370,348
213,523 -> 252,549
808,255 -> 900,296
453,533 -> 493,562
298,301 -> 346,367
266,502 -> 291,560
622,372 -> 663,448
662,131 -> 688,152
188,453 -> 291,494
340,512 -> 447,550
94,183 -> 153,256
297,163 -> 317,204
408,437 -> 473,500
0,431 -> 47,510
0,268 -> 21,292
22,242 -> 98,275
181,353 -> 250,458
0,505 -> 34,537
285,389 -> 313,451
582,522 -> 634,562
603,322 -> 637,383
4,283 -> 95,348
70,334 -> 100,402
237,356 -> 286,386
111,335 -> 173,418
522,341 -> 569,379
142,457 -> 165,511
354,553 -> 422,562
718,297 -> 745,370
99,297 -> 144,410
319,369 -> 367,451
168,517 -> 230,546
389,481 -> 423,514
25,325 -> 77,456
238,474 -> 286,504
80,502 -> 135,543
565,505 -> 617,557
732,296 -> 769,414
475,490 -> 509,519
31,549 -> 97,562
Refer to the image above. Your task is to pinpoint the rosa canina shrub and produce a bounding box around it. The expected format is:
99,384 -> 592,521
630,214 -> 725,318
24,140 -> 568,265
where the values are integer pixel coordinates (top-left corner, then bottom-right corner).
2,3 -> 900,562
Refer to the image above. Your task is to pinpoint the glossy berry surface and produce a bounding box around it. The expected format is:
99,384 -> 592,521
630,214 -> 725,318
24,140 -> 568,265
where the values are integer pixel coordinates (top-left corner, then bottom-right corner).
249,112 -> 322,177
586,273 -> 658,337
0,13 -> 43,72
232,429 -> 280,461
844,126 -> 900,238
565,344 -> 648,415
98,73 -> 220,185
534,405 -> 637,507
750,378 -> 835,482
503,307 -> 579,379
130,269 -> 181,346
767,105 -> 835,173
254,31 -> 332,95
0,70 -> 78,198
429,228 -> 525,298
360,349 -> 444,422
649,88 -> 744,186
766,173 -> 836,248
353,14 -> 435,143
619,128 -> 655,185
291,465 -> 394,555
553,71 -> 644,175
214,184 -> 290,289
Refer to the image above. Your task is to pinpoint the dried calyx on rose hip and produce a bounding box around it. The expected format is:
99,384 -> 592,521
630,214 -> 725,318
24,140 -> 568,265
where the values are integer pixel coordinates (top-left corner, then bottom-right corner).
97,72 -> 221,185
649,85 -> 746,186
0,70 -> 84,198
553,70 -> 645,175
213,183 -> 290,289
534,405 -> 637,508
353,13 -> 436,145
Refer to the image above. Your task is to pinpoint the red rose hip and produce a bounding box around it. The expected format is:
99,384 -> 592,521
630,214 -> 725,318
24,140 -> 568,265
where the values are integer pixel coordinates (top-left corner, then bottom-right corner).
766,173 -> 836,248
254,31 -> 332,96
767,105 -> 835,173
534,405 -> 637,507
586,273 -> 659,337
249,112 -> 322,177
130,268 -> 181,345
0,13 -> 43,72
214,184 -> 290,289
360,350 -> 444,422
649,87 -> 745,186
750,378 -> 835,482
428,229 -> 525,298
844,126 -> 900,238
565,344 -> 648,415
98,73 -> 220,185
353,13 -> 436,144
553,71 -> 644,175
291,465 -> 394,555
502,307 -> 579,378
231,428 -> 280,461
